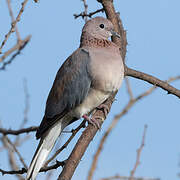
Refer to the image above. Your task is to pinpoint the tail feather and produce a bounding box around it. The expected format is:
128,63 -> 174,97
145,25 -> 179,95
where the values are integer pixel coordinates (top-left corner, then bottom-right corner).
26,119 -> 64,180
26,140 -> 43,180
31,148 -> 51,180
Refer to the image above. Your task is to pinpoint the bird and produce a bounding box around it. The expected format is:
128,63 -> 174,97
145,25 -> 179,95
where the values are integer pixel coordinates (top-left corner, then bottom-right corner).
26,16 -> 124,180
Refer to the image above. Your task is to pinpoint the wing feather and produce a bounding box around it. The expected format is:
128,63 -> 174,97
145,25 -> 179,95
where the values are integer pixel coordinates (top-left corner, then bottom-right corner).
36,48 -> 91,139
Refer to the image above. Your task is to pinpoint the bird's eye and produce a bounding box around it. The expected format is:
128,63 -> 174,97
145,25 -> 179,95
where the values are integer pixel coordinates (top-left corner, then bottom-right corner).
99,24 -> 104,29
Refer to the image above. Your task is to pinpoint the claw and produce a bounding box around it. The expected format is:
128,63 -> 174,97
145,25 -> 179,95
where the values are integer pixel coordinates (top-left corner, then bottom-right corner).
97,104 -> 110,117
82,114 -> 101,129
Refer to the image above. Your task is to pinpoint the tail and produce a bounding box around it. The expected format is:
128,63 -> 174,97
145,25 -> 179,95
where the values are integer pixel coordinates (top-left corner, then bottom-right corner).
26,120 -> 63,180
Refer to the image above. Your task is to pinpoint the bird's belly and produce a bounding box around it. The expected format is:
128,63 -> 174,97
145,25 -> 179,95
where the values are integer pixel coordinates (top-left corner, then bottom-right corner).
91,58 -> 124,93
73,88 -> 110,118
100,65 -> 123,92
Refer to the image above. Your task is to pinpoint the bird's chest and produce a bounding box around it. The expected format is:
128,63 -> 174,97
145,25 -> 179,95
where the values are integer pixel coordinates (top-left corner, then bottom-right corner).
89,49 -> 124,92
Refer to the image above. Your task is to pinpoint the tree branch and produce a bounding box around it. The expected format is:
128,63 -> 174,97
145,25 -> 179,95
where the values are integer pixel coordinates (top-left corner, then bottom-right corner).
125,67 -> 180,98
0,126 -> 38,135
0,160 -> 65,175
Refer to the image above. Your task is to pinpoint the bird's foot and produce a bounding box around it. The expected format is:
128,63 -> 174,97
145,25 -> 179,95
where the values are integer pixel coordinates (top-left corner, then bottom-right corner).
97,104 -> 110,117
82,114 -> 101,129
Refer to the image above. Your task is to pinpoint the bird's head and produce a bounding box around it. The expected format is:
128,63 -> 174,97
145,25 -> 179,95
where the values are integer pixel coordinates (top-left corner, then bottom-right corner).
82,17 -> 120,40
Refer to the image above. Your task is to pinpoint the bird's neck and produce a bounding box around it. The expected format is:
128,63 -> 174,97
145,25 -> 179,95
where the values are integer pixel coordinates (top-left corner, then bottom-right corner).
80,32 -> 115,48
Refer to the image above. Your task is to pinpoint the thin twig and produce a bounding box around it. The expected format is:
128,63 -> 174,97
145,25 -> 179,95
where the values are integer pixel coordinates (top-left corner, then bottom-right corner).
74,8 -> 104,19
6,0 -> 21,42
0,0 -> 29,53
14,79 -> 30,146
0,160 -> 65,175
129,125 -> 148,180
4,136 -> 27,169
0,126 -> 38,135
22,79 -> 30,127
0,35 -> 31,70
0,35 -> 31,63
125,77 -> 134,100
1,135 -> 24,180
82,0 -> 88,22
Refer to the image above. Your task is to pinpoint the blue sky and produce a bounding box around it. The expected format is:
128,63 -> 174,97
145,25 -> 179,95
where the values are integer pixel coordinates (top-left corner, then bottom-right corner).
0,0 -> 180,180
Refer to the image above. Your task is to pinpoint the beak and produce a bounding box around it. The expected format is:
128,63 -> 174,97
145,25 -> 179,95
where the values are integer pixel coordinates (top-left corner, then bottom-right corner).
110,30 -> 120,38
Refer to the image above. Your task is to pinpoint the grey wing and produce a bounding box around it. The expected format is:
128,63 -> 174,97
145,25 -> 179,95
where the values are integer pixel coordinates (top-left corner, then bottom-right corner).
36,48 -> 92,139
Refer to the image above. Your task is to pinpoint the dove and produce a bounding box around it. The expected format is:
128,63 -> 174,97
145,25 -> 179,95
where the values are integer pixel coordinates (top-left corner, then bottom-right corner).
26,16 -> 124,180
